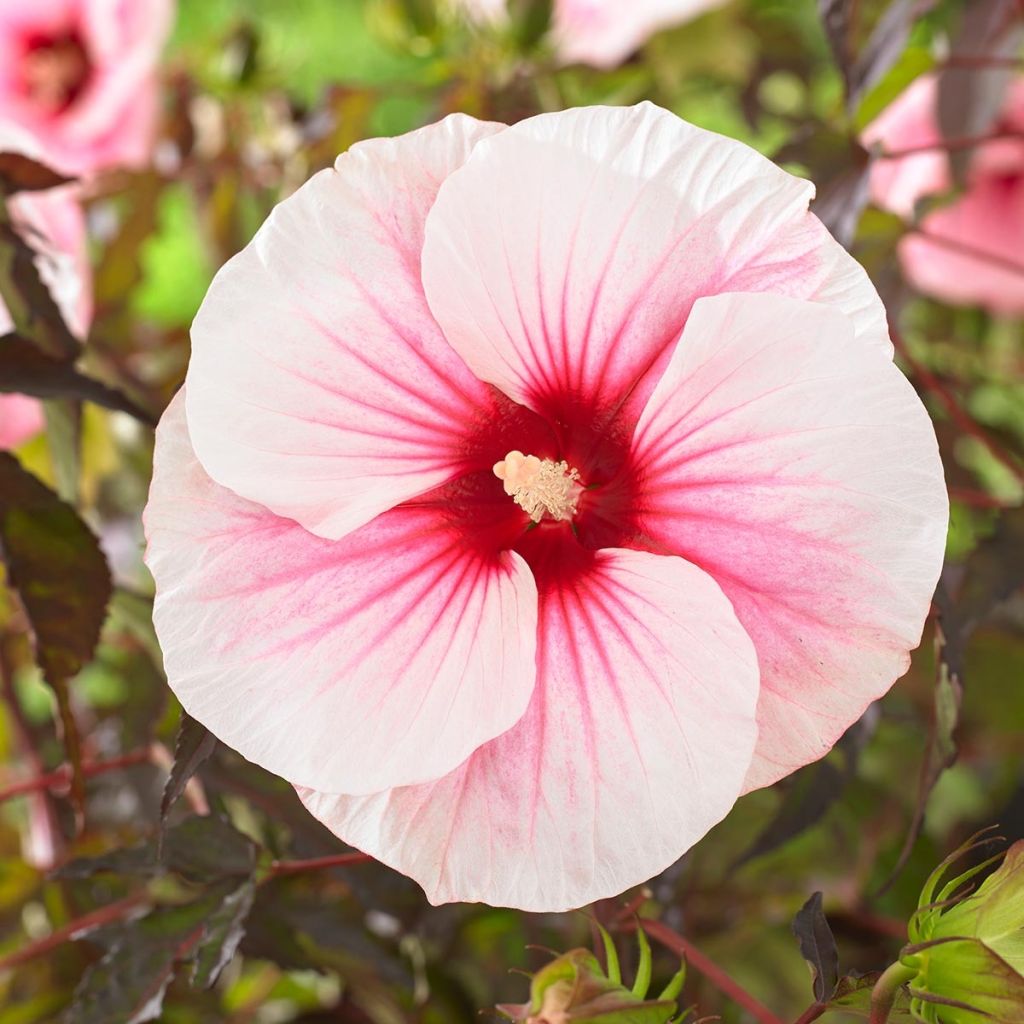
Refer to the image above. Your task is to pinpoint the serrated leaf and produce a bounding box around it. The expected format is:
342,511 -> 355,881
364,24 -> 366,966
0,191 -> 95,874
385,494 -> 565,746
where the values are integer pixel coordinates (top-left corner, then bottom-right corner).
191,878 -> 255,988
65,899 -> 214,1024
0,453 -> 111,816
0,454 -> 111,685
0,333 -> 157,425
0,153 -> 74,195
58,814 -> 257,884
792,892 -> 840,1003
160,712 -> 216,825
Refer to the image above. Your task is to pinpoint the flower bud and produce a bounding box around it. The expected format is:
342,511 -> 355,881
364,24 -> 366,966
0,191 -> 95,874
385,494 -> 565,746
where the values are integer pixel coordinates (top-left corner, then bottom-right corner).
899,837 -> 1024,1023
498,930 -> 685,1024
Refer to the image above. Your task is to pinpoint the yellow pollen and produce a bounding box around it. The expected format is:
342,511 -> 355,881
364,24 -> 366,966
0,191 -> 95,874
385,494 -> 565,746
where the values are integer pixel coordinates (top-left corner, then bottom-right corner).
493,450 -> 583,523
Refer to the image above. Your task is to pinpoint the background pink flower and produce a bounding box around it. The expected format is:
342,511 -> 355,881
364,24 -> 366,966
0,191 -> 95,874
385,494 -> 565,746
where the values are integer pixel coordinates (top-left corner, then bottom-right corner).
0,0 -> 174,175
458,0 -> 728,68
863,73 -> 1024,315
555,0 -> 728,68
145,104 -> 948,911
0,126 -> 93,449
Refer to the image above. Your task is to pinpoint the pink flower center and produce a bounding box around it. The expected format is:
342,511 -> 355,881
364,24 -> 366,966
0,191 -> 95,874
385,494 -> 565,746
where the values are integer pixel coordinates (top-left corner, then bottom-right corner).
20,32 -> 90,115
493,450 -> 583,523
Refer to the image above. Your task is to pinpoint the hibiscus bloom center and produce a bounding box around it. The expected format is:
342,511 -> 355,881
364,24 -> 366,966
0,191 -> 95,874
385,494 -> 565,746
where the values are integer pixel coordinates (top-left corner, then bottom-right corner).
20,32 -> 90,115
493,450 -> 583,523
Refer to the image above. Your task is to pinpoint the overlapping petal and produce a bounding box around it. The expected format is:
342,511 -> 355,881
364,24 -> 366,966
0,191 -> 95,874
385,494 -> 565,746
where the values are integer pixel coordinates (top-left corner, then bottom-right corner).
421,102 -> 888,448
629,292 -> 947,790
297,543 -> 760,911
185,115 -> 523,541
144,394 -> 540,796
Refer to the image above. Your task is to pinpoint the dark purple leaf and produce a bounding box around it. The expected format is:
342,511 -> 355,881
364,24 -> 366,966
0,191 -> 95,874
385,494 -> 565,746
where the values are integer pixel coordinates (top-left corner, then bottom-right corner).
160,711 -> 217,825
0,152 -> 74,195
791,892 -> 839,1003
0,333 -> 157,425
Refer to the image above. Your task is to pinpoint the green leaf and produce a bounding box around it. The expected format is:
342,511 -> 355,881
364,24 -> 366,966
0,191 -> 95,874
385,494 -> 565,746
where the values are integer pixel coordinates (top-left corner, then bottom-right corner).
792,892 -> 839,1003
632,926 -> 652,999
829,972 -> 913,1016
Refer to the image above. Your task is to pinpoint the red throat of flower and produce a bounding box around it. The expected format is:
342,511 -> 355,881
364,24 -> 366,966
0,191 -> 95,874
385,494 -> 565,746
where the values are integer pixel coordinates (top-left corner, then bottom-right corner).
21,33 -> 90,115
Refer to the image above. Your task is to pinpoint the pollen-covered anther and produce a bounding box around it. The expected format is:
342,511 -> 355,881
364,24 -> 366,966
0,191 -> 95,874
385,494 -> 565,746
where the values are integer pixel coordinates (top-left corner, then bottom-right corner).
493,450 -> 583,523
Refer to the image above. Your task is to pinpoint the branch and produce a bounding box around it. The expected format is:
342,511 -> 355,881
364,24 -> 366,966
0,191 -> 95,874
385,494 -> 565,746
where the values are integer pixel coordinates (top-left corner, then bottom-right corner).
0,749 -> 151,804
267,851 -> 373,877
0,892 -> 147,973
635,918 -> 785,1024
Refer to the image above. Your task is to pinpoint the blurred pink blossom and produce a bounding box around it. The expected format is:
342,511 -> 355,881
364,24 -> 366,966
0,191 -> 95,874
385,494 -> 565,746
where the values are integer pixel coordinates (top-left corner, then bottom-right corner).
460,0 -> 727,68
145,104 -> 948,911
863,74 -> 1024,314
0,394 -> 46,449
0,126 -> 92,449
0,0 -> 174,175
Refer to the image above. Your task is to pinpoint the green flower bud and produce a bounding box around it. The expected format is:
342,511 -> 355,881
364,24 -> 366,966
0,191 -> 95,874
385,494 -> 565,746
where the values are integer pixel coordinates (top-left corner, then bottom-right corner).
899,837 -> 1024,1023
498,928 -> 686,1024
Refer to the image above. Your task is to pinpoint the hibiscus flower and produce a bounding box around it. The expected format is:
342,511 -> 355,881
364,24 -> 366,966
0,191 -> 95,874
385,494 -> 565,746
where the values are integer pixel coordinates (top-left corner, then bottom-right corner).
863,74 -> 1024,315
0,0 -> 173,175
145,103 -> 948,911
0,125 -> 92,450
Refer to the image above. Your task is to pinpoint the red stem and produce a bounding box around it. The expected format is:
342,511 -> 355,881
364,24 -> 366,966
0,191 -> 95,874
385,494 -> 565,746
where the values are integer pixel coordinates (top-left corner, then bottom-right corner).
0,892 -> 147,972
892,331 -> 1024,486
0,749 -> 151,804
267,851 -> 373,877
637,918 -> 785,1024
792,1003 -> 828,1024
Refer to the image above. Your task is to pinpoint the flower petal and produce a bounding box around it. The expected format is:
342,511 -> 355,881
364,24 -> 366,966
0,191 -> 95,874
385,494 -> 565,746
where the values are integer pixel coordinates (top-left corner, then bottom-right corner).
861,75 -> 949,218
144,393 -> 539,795
185,115 -> 509,541
298,543 -> 760,912
421,102 -> 888,441
629,292 -> 947,791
